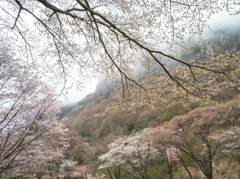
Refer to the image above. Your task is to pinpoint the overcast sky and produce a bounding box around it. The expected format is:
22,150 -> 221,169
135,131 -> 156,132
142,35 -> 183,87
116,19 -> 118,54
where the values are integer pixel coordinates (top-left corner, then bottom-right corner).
207,11 -> 240,32
59,78 -> 98,105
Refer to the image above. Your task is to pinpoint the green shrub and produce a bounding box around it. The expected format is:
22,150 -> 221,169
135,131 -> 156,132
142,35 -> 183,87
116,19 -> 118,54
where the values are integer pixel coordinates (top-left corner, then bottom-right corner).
127,122 -> 135,132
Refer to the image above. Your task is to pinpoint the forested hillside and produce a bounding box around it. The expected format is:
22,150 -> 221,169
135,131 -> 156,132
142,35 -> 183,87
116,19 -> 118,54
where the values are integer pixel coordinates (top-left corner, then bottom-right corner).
1,0 -> 240,178
57,29 -> 240,179
61,87 -> 240,179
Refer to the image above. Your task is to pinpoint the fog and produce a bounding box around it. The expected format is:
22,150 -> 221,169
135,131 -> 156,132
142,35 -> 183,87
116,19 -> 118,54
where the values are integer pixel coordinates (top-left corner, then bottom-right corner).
60,10 -> 240,105
59,78 -> 98,105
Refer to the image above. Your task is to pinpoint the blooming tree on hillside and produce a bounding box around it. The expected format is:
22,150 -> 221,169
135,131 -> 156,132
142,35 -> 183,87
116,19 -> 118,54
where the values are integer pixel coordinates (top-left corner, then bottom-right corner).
212,99 -> 240,158
166,146 -> 180,163
213,126 -> 240,158
59,160 -> 78,179
74,166 -> 90,179
4,123 -> 69,179
165,146 -> 181,179
151,102 -> 240,179
150,106 -> 219,179
154,144 -> 182,179
0,41 -> 62,176
98,128 -> 160,179
31,122 -> 69,179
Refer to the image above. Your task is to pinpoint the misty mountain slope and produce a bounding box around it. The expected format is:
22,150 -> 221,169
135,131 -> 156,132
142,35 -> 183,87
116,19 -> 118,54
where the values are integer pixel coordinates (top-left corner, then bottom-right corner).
57,29 -> 240,178
61,28 -> 240,148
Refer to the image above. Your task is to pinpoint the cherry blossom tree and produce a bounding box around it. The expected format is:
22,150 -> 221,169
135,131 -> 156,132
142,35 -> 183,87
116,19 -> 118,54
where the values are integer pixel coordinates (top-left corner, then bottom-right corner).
164,146 -> 181,179
5,123 -> 69,179
0,41 -> 62,177
211,98 -> 240,159
0,0 -> 239,107
150,106 -> 220,179
101,166 -> 122,179
31,122 -> 69,179
166,146 -> 180,163
74,166 -> 90,179
213,126 -> 240,158
98,128 -> 160,179
59,160 -> 78,179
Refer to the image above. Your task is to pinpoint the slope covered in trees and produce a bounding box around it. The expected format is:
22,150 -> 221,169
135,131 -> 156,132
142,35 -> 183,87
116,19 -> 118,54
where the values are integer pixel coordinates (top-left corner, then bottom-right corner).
56,29 -> 240,179
1,0 -> 240,178
63,89 -> 240,178
0,27 -> 238,178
